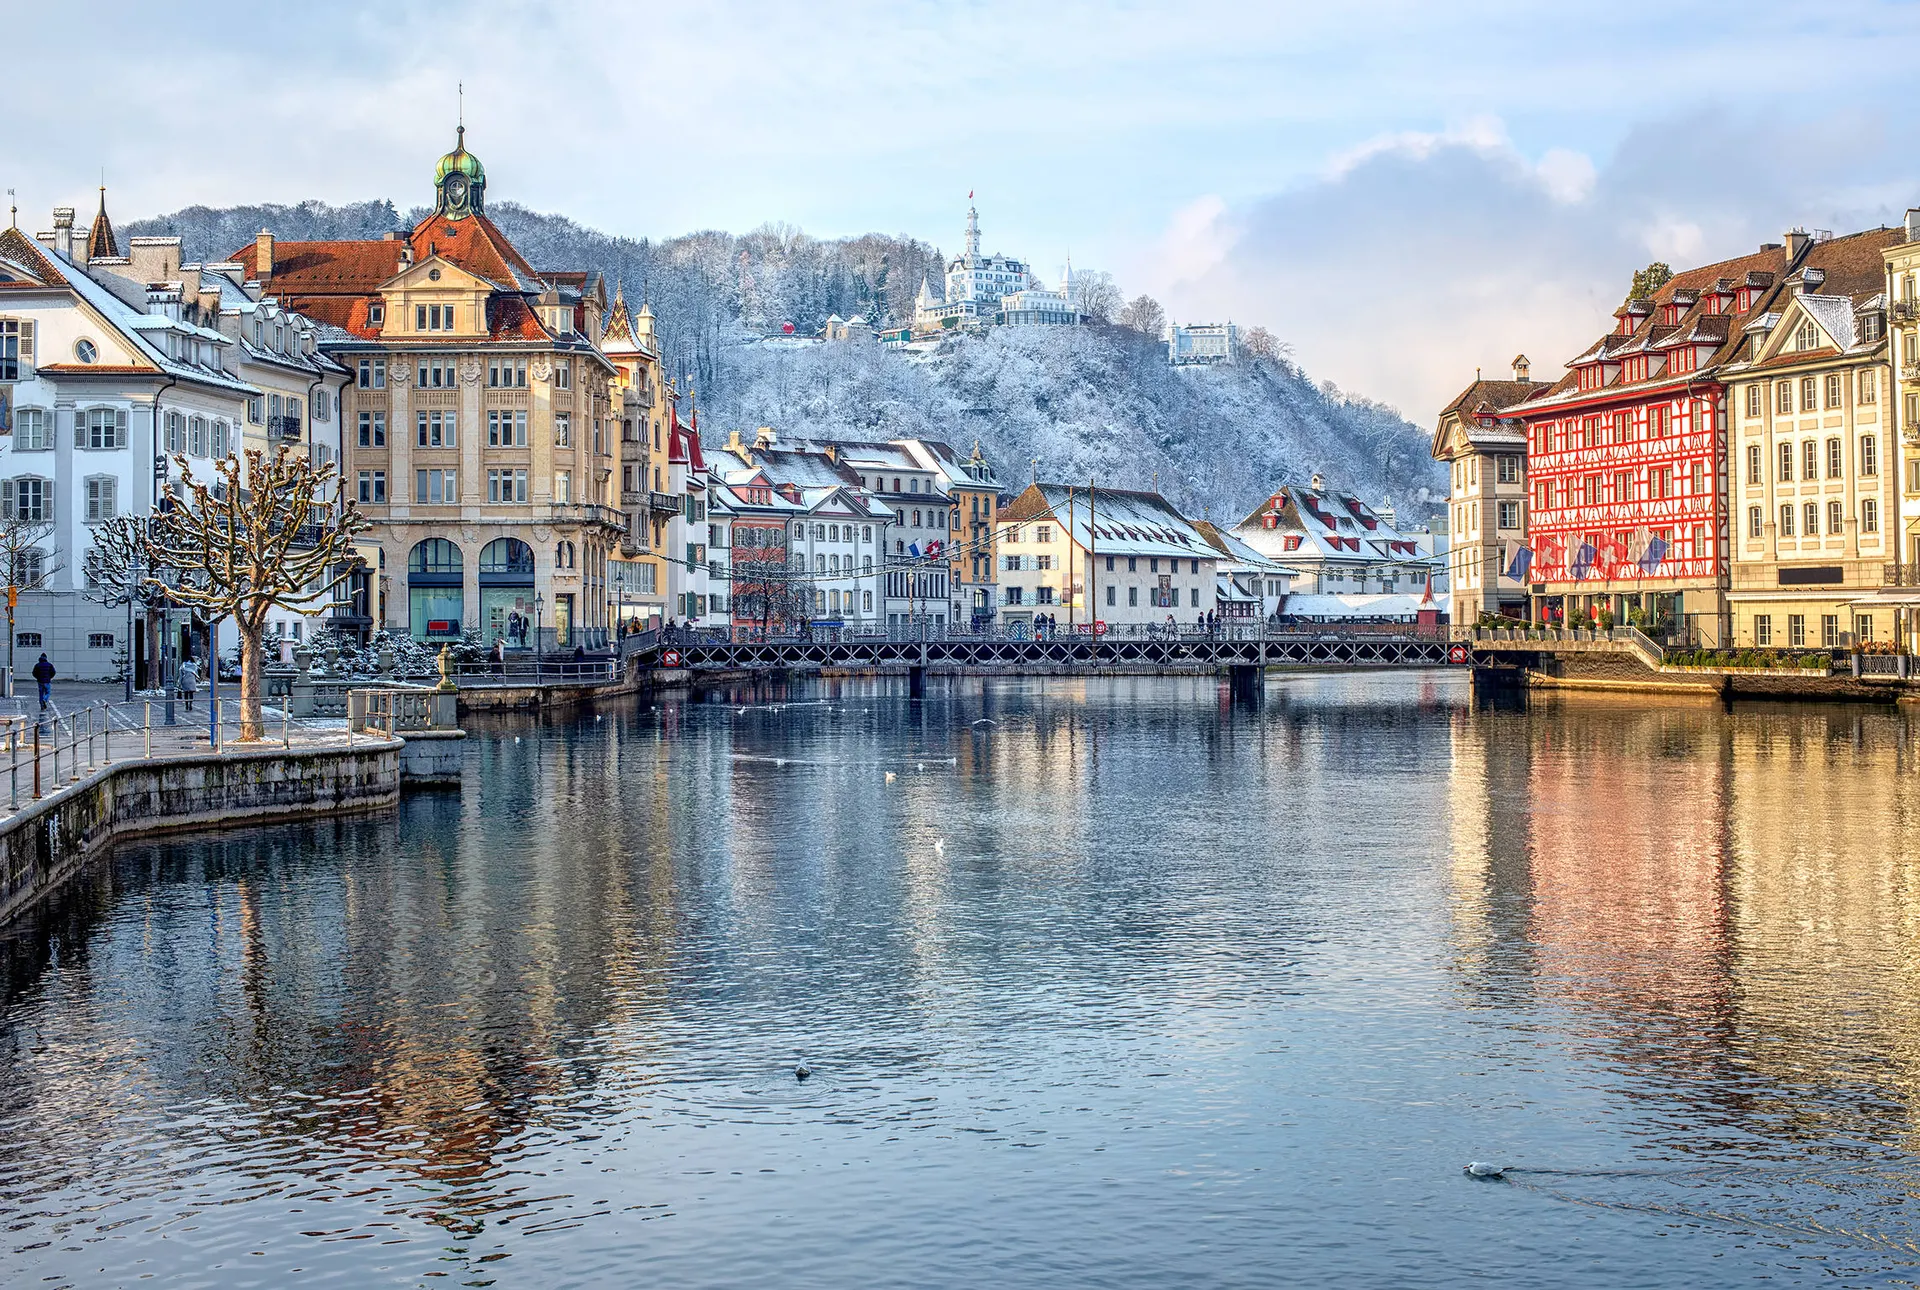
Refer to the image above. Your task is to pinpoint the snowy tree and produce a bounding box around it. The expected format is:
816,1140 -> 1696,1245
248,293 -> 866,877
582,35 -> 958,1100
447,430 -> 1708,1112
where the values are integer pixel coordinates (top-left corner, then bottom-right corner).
1118,295 -> 1167,339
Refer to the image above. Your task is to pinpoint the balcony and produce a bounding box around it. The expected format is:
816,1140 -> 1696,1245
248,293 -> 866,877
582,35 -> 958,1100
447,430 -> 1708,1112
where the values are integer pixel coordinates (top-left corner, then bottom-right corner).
1886,564 -> 1920,587
621,489 -> 644,507
1894,299 -> 1920,324
648,490 -> 682,516
268,415 -> 303,440
548,502 -> 627,530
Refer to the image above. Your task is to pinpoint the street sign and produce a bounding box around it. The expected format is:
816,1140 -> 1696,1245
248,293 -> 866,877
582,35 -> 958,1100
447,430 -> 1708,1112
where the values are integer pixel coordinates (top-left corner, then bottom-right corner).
662,648 -> 683,667
1093,619 -> 1109,636
1448,643 -> 1469,665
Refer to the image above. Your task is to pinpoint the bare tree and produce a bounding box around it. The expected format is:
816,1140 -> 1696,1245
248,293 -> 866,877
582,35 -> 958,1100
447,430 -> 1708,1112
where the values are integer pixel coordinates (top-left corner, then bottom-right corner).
0,514 -> 59,687
1241,325 -> 1290,364
83,514 -> 156,697
1118,294 -> 1167,339
1070,270 -> 1122,323
144,446 -> 366,741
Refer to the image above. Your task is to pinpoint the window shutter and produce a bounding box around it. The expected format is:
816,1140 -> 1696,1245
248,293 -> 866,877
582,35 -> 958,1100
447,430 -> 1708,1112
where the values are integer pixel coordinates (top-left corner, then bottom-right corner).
75,410 -> 88,449
115,408 -> 128,448
17,320 -> 32,366
1,485 -> 11,520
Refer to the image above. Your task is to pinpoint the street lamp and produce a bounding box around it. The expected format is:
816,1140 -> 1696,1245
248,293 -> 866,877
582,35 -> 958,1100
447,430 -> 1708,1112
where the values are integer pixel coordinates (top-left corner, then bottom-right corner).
534,592 -> 544,682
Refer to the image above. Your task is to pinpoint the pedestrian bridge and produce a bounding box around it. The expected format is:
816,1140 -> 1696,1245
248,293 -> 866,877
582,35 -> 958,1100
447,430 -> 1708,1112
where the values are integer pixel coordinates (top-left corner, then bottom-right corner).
633,627 -> 1466,676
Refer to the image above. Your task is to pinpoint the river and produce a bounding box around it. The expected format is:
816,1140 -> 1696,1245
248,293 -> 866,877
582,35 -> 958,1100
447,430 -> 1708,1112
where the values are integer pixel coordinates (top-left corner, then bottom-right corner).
2,671 -> 1919,1287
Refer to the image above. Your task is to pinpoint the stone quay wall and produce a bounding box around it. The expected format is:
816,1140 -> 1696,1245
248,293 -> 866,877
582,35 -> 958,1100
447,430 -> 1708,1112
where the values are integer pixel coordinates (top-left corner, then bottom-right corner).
0,740 -> 402,927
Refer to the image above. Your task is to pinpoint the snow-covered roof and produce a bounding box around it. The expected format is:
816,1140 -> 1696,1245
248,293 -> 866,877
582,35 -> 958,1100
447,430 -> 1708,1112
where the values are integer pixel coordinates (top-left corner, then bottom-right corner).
52,252 -> 257,394
1280,592 -> 1447,619
1002,482 -> 1215,559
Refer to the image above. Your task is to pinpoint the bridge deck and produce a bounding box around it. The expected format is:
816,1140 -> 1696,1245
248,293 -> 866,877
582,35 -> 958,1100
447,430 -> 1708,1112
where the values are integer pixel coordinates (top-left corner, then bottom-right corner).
639,633 -> 1465,673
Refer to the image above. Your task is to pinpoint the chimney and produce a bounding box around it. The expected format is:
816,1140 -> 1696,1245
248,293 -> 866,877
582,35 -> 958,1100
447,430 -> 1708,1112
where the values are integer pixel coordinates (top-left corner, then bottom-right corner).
726,428 -> 745,457
1784,227 -> 1811,259
256,228 -> 273,279
1310,473 -> 1325,491
755,425 -> 776,450
1511,354 -> 1530,382
51,207 -> 75,260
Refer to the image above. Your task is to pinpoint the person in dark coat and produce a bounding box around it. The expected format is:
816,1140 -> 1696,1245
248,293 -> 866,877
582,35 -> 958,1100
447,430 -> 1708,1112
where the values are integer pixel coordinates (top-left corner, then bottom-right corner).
30,653 -> 53,709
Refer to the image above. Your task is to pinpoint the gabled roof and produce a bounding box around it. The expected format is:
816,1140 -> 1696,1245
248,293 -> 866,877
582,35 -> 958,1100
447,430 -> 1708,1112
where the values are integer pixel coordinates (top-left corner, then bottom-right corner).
0,226 -> 70,288
1001,482 -> 1214,559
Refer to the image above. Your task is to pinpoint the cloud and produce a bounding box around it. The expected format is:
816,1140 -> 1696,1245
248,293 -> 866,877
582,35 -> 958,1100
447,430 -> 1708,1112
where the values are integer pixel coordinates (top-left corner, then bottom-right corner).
1152,107 -> 1920,424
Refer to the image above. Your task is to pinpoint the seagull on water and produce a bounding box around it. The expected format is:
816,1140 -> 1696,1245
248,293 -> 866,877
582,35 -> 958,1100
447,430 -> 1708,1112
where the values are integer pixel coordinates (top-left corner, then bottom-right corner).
885,771 -> 896,783
1463,1161 -> 1505,1179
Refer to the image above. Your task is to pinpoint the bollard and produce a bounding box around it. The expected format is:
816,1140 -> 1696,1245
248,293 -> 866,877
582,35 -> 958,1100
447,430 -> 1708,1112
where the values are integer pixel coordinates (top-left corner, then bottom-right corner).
51,719 -> 59,786
143,701 -> 152,759
282,703 -> 291,749
32,722 -> 41,800
102,703 -> 110,765
7,726 -> 15,811
87,705 -> 96,772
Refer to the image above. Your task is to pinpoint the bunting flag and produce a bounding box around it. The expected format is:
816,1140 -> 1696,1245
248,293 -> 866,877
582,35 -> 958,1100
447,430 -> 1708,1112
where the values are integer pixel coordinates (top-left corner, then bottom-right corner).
1570,541 -> 1597,580
1504,543 -> 1534,581
1638,534 -> 1669,574
908,542 -> 922,558
1534,533 -> 1566,575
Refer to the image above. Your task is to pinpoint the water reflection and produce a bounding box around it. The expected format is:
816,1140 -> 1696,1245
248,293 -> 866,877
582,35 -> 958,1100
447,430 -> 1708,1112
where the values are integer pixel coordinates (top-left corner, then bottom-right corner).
1,675 -> 1919,1285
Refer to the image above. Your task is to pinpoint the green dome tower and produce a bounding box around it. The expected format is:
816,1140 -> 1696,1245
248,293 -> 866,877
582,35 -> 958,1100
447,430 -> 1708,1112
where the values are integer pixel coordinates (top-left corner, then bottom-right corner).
433,125 -> 486,219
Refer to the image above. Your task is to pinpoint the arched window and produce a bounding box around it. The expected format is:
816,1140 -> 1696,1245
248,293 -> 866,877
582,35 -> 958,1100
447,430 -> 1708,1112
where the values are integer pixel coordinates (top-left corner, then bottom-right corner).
480,538 -> 536,577
408,538 -> 463,575
863,590 -> 873,611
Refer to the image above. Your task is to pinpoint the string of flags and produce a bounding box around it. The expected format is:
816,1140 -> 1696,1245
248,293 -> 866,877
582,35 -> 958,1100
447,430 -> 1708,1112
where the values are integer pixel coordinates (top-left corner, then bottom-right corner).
1504,530 -> 1668,582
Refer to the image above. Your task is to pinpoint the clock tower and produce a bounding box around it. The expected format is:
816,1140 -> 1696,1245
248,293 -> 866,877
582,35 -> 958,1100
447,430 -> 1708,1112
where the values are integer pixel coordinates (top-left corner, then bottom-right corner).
432,125 -> 486,219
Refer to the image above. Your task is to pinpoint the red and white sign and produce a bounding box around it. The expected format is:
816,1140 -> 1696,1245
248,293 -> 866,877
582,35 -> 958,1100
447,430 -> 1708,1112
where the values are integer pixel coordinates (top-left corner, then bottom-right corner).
1094,620 -> 1109,637
1447,643 -> 1469,665
662,648 -> 683,668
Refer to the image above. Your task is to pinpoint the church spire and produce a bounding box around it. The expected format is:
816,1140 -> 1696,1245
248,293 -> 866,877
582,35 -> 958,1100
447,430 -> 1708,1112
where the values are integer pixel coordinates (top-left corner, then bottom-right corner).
964,195 -> 980,262
87,186 -> 118,260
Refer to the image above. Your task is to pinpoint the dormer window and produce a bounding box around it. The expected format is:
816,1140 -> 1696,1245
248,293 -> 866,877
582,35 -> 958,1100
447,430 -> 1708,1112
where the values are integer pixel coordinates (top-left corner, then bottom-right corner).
1659,303 -> 1683,326
1797,321 -> 1819,350
368,303 -> 384,326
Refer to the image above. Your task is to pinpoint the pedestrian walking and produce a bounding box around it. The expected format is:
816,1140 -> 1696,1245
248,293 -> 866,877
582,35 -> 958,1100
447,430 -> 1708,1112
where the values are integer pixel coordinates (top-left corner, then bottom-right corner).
30,653 -> 54,710
490,637 -> 506,676
178,658 -> 200,712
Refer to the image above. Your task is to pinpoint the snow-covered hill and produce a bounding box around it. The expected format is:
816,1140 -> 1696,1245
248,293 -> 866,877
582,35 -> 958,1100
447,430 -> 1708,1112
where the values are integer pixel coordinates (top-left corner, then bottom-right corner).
128,200 -> 1443,523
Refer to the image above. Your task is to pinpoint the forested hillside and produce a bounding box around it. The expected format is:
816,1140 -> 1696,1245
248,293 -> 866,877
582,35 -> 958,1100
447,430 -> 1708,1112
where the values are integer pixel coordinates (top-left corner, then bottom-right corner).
129,200 -> 1444,523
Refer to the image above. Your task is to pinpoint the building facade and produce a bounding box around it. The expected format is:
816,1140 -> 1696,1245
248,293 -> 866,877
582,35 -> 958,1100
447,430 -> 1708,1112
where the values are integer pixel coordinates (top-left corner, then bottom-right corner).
1884,211 -> 1920,651
1718,231 -> 1898,648
995,483 -> 1219,630
1431,357 -> 1546,620
232,130 -> 626,651
1233,479 -> 1443,604
1513,239 -> 1813,642
1168,322 -> 1238,366
0,208 -> 263,682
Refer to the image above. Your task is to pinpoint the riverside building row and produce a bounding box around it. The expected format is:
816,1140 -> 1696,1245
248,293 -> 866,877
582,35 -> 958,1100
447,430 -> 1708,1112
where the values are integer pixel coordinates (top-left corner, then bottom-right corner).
1436,214 -> 1920,652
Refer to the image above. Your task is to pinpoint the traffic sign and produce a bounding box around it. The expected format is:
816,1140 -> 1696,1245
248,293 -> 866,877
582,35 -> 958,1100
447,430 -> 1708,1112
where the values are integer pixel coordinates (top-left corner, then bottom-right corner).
662,648 -> 683,667
1447,643 -> 1469,665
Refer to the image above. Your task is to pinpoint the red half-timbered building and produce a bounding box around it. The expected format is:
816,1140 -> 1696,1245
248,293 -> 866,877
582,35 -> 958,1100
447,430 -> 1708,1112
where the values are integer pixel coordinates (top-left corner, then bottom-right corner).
1515,239 -> 1816,643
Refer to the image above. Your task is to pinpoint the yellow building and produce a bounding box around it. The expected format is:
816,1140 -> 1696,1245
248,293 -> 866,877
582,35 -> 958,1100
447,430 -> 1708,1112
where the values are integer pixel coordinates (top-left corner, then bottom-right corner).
1883,212 -> 1920,650
1430,356 -> 1547,620
600,286 -> 670,628
1720,229 -> 1898,649
233,128 -> 626,650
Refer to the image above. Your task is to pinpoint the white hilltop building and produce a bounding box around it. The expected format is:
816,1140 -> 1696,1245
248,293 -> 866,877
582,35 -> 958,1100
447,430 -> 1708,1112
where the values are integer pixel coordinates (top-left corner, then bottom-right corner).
909,201 -> 1086,336
1169,321 -> 1239,366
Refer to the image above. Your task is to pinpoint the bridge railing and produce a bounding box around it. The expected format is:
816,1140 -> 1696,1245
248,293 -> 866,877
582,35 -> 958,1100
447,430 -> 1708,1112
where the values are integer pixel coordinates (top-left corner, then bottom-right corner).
661,621 -> 1450,650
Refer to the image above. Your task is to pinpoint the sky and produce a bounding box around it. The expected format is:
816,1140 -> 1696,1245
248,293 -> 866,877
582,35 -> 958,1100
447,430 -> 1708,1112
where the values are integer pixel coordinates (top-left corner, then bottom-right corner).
12,0 -> 1920,422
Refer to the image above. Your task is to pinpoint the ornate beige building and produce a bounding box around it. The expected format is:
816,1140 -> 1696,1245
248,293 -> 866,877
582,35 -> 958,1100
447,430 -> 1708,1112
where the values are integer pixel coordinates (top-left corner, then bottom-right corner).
1720,230 -> 1898,648
232,129 -> 624,649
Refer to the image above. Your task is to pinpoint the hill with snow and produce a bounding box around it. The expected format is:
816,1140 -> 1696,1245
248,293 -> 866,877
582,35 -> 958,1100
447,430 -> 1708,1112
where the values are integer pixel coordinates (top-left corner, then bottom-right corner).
128,200 -> 1444,524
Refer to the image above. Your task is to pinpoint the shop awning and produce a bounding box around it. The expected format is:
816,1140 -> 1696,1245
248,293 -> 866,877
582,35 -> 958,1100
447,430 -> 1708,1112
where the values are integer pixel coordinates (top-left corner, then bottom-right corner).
1846,590 -> 1920,606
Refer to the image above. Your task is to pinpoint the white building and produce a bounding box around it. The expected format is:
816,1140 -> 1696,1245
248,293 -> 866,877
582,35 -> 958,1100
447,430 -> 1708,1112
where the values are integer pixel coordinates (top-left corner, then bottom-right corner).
995,483 -> 1221,630
913,203 -> 1041,334
1233,476 -> 1449,619
0,204 -> 262,683
1169,322 -> 1239,366
1195,520 -> 1297,619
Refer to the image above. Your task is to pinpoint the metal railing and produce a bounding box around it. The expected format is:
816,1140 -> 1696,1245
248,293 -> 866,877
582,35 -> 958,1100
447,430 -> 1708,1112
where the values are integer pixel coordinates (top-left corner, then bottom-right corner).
648,491 -> 683,515
0,697 -> 361,821
1885,564 -> 1920,587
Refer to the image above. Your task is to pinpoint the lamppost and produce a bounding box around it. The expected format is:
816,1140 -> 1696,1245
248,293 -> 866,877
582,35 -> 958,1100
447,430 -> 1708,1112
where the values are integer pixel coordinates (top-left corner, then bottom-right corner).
534,592 -> 544,682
